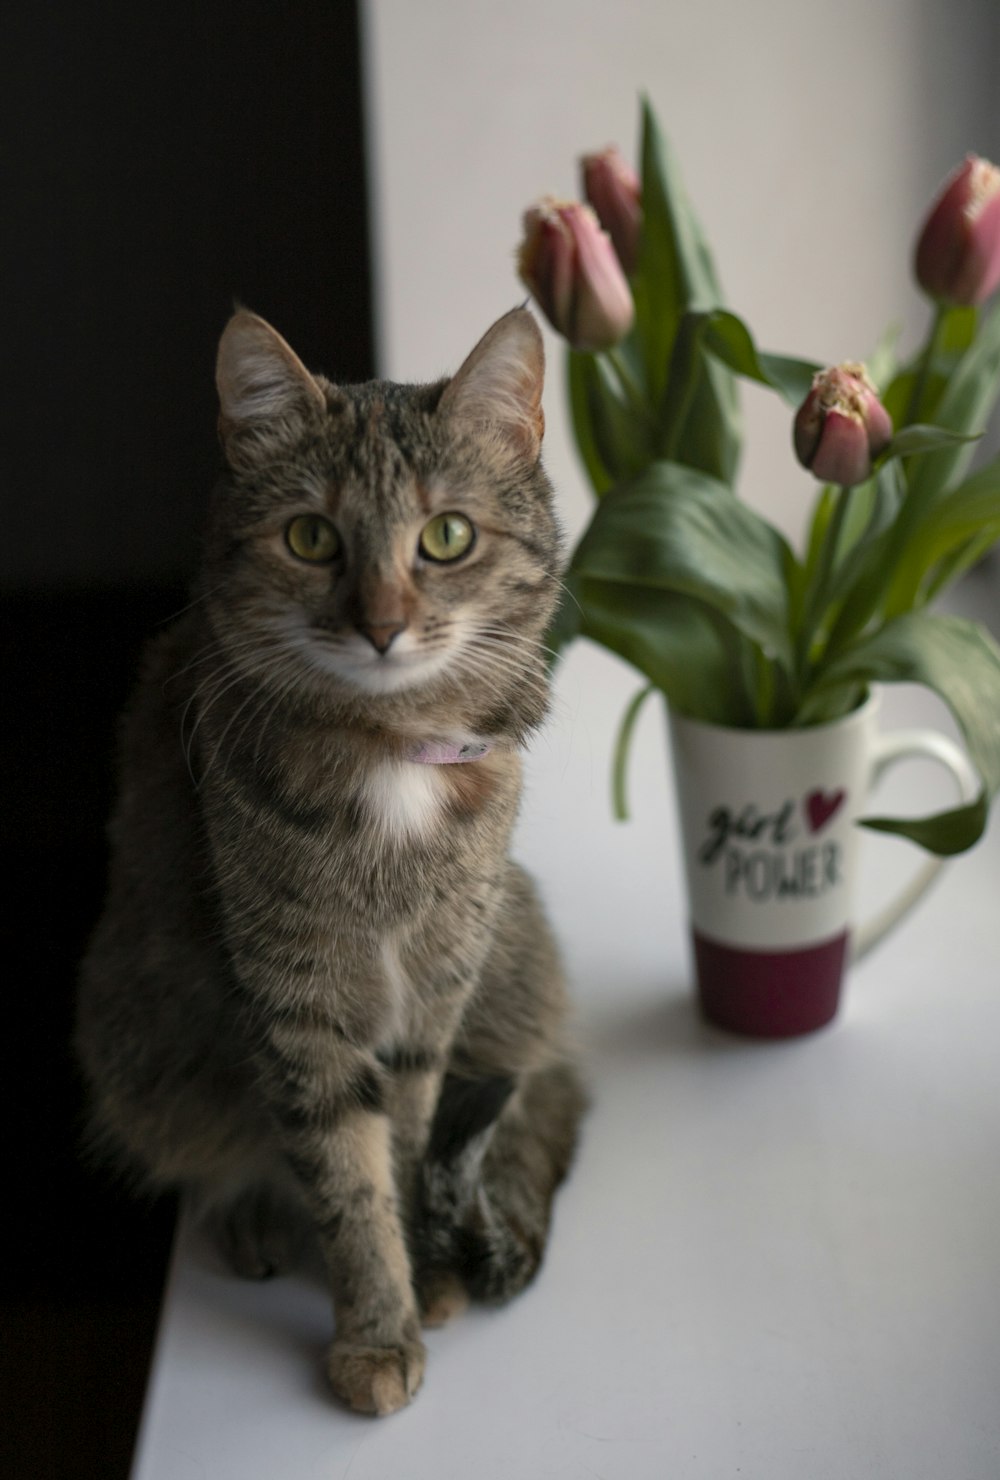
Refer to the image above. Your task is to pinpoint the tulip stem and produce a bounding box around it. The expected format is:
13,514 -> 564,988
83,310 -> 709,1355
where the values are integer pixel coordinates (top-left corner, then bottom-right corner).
795,484 -> 853,683
904,302 -> 947,427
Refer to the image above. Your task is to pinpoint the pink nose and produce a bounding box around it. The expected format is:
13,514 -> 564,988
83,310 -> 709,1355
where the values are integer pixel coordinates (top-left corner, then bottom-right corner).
357,620 -> 407,655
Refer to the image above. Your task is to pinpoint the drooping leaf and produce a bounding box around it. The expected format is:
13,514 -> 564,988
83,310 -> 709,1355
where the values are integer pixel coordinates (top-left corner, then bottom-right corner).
569,460 -> 798,667
612,683 -> 656,820
797,612 -> 1000,854
698,309 -> 821,407
575,576 -> 758,726
887,424 -> 981,458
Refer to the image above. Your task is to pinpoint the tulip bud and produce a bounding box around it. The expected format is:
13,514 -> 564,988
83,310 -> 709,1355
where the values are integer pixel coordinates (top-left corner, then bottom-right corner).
581,146 -> 642,275
914,155 -> 1000,306
517,197 -> 635,352
793,363 -> 893,486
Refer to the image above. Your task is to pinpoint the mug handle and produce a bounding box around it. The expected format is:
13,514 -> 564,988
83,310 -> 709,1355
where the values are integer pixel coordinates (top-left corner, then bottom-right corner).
852,729 -> 980,960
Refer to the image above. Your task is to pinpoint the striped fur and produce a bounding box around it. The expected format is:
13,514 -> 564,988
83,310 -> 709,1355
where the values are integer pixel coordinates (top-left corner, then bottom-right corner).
76,308 -> 584,1417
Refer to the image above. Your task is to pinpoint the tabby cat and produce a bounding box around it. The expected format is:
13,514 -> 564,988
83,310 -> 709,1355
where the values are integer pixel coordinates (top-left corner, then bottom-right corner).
76,306 -> 584,1416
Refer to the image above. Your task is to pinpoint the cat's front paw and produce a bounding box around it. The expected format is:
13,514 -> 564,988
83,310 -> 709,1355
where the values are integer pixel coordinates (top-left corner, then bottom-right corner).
327,1337 -> 426,1416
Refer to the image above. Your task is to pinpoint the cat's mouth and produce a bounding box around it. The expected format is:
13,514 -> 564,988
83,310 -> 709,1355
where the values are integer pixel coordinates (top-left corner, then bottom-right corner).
306,628 -> 455,697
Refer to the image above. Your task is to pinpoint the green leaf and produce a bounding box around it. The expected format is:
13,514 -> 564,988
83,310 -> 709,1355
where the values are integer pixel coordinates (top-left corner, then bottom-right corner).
657,311 -> 741,482
922,528 -> 999,602
822,461 -> 917,655
882,304 -> 978,429
676,356 -> 742,484
907,296 -> 1000,503
882,370 -> 920,431
698,309 -> 821,407
575,577 -> 757,726
798,612 -> 1000,854
821,525 -> 895,658
887,424 -> 981,457
631,101 -> 740,479
569,460 -> 798,666
920,454 -> 1000,541
633,104 -> 694,404
633,100 -> 727,339
566,350 -> 653,492
885,453 -> 1000,612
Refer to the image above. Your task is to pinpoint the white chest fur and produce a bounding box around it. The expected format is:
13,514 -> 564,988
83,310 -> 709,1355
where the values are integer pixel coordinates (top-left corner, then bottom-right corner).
358,759 -> 444,843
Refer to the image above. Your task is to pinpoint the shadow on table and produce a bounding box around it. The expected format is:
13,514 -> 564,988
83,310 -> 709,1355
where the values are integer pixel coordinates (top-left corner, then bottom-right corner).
582,982 -> 830,1062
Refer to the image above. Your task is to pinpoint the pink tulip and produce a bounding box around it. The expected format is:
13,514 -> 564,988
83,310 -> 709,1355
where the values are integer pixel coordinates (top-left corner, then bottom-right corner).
914,155 -> 1000,306
793,363 -> 893,487
581,146 -> 642,275
517,197 -> 635,352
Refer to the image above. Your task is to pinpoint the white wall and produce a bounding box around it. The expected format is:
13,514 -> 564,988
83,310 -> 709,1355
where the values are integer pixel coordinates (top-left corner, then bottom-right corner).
361,0 -> 994,549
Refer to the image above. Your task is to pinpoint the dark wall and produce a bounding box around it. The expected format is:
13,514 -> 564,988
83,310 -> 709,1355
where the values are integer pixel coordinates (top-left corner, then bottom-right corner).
3,0 -> 374,589
1,6 -> 374,1476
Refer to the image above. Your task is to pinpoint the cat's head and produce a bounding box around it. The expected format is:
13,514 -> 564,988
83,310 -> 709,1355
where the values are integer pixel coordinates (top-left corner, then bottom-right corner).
204,307 -> 561,734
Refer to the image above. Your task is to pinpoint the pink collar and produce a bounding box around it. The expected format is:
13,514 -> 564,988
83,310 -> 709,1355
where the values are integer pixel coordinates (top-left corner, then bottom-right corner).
407,739 -> 493,765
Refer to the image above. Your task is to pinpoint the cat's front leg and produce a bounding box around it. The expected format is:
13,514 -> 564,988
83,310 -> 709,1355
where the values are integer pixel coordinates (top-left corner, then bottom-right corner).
375,959 -> 492,1293
256,1030 -> 426,1415
377,1043 -> 446,1204
377,1044 -> 473,1328
286,1094 -> 424,1413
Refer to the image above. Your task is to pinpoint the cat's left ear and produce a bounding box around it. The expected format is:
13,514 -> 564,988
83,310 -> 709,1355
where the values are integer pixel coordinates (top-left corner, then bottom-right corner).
439,307 -> 545,462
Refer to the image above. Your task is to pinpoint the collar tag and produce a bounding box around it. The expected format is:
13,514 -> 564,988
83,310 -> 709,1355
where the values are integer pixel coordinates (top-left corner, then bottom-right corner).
408,740 -> 493,765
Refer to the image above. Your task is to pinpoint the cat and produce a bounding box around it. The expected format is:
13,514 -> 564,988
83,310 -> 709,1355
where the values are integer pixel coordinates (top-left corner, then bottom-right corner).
76,305 -> 585,1416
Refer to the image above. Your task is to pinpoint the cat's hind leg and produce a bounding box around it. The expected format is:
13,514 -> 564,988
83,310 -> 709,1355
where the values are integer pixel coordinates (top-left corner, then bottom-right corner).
414,1058 -> 584,1311
413,859 -> 585,1314
461,1060 -> 584,1304
200,1177 -> 314,1281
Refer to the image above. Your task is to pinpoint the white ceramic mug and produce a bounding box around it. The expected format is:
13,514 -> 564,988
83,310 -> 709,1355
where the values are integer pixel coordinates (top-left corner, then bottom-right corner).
667,689 -> 978,1036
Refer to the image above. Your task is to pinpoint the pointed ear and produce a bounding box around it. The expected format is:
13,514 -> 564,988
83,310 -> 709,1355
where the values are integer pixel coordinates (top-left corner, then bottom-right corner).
438,308 -> 545,462
216,310 -> 326,458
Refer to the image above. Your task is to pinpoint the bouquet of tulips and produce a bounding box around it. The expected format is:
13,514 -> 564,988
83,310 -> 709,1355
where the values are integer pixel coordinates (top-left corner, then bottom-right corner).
516,100 -> 1000,856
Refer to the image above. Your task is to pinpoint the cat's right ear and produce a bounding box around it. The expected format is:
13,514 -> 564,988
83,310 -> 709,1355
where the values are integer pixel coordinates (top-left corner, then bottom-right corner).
216,310 -> 326,465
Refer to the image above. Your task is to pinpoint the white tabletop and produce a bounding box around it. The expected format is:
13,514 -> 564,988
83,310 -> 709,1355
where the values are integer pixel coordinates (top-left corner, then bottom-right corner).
132,640 -> 1000,1480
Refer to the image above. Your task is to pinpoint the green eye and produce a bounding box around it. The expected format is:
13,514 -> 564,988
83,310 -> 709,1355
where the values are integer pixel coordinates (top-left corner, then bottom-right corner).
419,513 -> 475,563
286,515 -> 340,563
